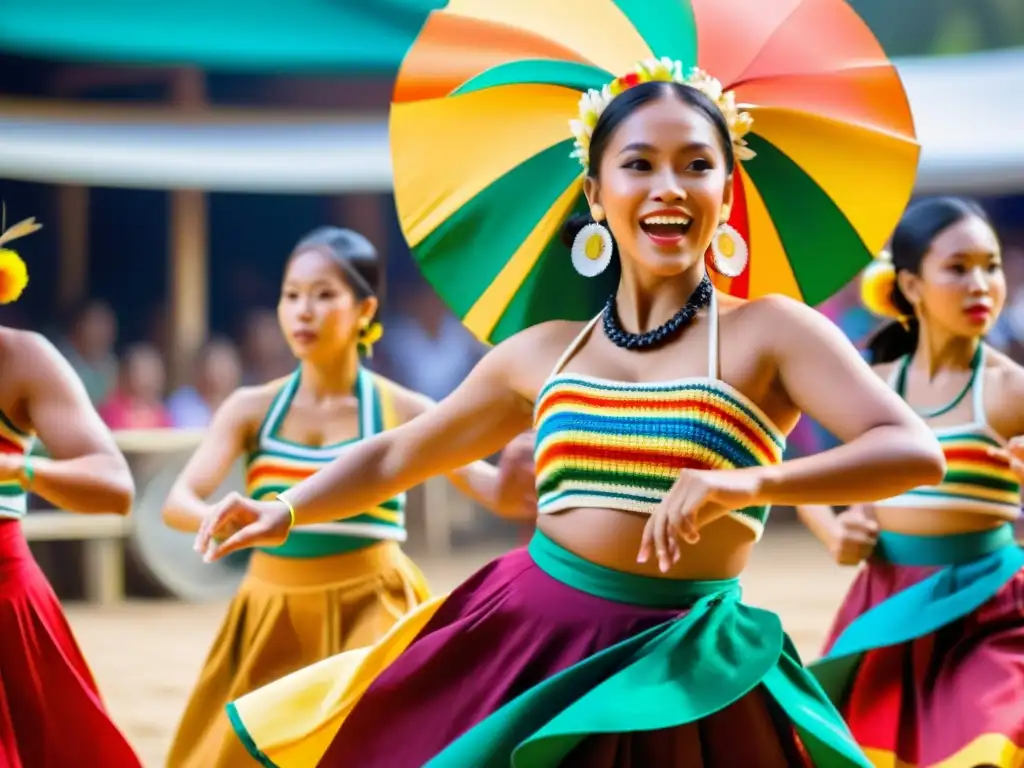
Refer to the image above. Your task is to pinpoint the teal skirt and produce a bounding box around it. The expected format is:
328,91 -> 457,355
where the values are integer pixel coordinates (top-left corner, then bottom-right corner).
811,524 -> 1024,703
808,524 -> 1024,767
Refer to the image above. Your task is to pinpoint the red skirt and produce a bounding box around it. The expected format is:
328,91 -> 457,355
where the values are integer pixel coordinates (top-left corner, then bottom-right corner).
820,557 -> 1024,767
0,520 -> 141,768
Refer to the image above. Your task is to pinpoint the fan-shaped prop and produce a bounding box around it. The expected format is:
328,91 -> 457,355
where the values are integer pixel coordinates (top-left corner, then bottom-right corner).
391,0 -> 918,344
130,453 -> 251,601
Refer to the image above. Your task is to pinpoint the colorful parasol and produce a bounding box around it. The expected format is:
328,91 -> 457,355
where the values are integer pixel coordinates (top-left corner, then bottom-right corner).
390,0 -> 919,345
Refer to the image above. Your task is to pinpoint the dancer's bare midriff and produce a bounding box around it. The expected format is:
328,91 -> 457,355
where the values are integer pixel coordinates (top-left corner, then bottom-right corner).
873,505 -> 1011,537
538,506 -> 756,581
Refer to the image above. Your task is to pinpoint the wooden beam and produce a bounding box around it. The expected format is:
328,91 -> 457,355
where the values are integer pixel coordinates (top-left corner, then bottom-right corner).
256,76 -> 393,110
20,512 -> 131,606
0,96 -> 371,124
51,64 -> 176,97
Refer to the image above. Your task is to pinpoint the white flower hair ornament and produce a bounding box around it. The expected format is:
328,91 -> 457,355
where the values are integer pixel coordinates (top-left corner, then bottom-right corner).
569,57 -> 756,173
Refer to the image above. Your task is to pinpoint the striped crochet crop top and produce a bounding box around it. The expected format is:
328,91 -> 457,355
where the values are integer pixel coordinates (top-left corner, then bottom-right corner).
246,367 -> 407,557
0,409 -> 33,520
533,291 -> 786,540
875,347 -> 1021,519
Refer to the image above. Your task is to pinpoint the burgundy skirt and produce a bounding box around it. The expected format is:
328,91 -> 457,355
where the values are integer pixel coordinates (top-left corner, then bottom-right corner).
315,546 -> 813,767
0,520 -> 141,768
821,556 -> 1024,767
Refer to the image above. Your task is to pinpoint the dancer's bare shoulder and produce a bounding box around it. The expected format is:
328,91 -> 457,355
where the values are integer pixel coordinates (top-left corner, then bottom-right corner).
981,345 -> 1024,437
488,320 -> 592,399
869,360 -> 898,382
0,327 -> 66,382
209,378 -> 289,447
0,329 -> 82,427
722,293 -> 881,371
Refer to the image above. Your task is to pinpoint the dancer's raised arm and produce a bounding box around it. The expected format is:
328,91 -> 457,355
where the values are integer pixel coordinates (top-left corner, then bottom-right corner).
10,331 -> 133,514
197,328 -> 540,558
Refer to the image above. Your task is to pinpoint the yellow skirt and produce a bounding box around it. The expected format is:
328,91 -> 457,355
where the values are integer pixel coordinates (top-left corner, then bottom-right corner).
229,594 -> 447,767
165,541 -> 430,768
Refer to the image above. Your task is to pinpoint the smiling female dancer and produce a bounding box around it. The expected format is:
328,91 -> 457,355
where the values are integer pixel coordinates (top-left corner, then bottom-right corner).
198,60 -> 943,766
0,215 -> 139,766
799,197 -> 1024,768
162,226 -> 536,768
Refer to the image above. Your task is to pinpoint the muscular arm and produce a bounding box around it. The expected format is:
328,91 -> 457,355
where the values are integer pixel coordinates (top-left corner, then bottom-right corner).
162,389 -> 256,532
284,343 -> 534,526
755,297 -> 945,506
17,333 -> 134,514
388,384 -> 536,519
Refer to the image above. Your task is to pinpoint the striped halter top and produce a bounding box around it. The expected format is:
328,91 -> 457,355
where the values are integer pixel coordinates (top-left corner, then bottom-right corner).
0,409 -> 33,520
533,291 -> 786,540
246,367 -> 407,557
875,346 -> 1021,519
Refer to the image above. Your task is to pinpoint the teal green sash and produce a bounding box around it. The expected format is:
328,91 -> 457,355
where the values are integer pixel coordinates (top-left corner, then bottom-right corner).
525,526 -> 739,607
427,531 -> 871,768
810,524 -> 1024,705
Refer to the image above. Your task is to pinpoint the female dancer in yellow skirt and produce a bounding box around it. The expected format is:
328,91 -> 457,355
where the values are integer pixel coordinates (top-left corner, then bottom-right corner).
0,215 -> 140,766
195,63 -> 946,766
162,226 -> 536,767
798,197 -> 1024,768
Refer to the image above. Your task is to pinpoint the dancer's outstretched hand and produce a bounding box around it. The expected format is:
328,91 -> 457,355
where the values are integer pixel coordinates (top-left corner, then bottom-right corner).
194,492 -> 291,562
495,431 -> 537,520
829,505 -> 878,566
988,436 -> 1024,482
637,469 -> 764,573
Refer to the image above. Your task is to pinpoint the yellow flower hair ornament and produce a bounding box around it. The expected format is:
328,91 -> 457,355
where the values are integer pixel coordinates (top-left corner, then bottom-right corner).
860,249 -> 907,321
357,320 -> 384,358
0,205 -> 41,305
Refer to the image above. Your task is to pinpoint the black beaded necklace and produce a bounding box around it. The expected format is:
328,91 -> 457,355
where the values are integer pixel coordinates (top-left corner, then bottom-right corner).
602,275 -> 714,351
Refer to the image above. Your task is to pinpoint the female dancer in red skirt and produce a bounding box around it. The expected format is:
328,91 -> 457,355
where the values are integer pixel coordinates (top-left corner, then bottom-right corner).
0,216 -> 140,766
799,197 -> 1024,767
194,64 -> 946,767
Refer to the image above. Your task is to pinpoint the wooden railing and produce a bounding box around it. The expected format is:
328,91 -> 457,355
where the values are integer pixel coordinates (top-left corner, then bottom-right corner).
20,428 -> 475,604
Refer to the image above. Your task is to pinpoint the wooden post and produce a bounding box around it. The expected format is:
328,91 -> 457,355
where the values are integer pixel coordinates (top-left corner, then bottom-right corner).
168,190 -> 208,388
56,185 -> 89,314
168,69 -> 209,388
82,538 -> 125,606
333,193 -> 389,304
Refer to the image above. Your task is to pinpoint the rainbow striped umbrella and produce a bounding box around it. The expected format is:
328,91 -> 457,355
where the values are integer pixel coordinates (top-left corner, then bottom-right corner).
390,0 -> 919,345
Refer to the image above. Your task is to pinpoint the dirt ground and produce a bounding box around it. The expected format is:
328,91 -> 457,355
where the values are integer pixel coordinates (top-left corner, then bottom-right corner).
65,525 -> 859,767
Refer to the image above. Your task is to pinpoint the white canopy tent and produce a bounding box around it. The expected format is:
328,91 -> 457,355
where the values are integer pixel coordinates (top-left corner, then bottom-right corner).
896,48 -> 1024,194
0,48 -> 1021,195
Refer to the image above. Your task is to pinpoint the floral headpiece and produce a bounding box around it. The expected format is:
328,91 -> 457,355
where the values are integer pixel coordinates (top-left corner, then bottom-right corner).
569,57 -> 755,172
357,319 -> 384,358
0,204 -> 41,305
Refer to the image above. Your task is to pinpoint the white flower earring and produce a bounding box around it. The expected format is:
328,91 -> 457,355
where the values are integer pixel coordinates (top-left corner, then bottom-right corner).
709,206 -> 748,278
571,204 -> 613,277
